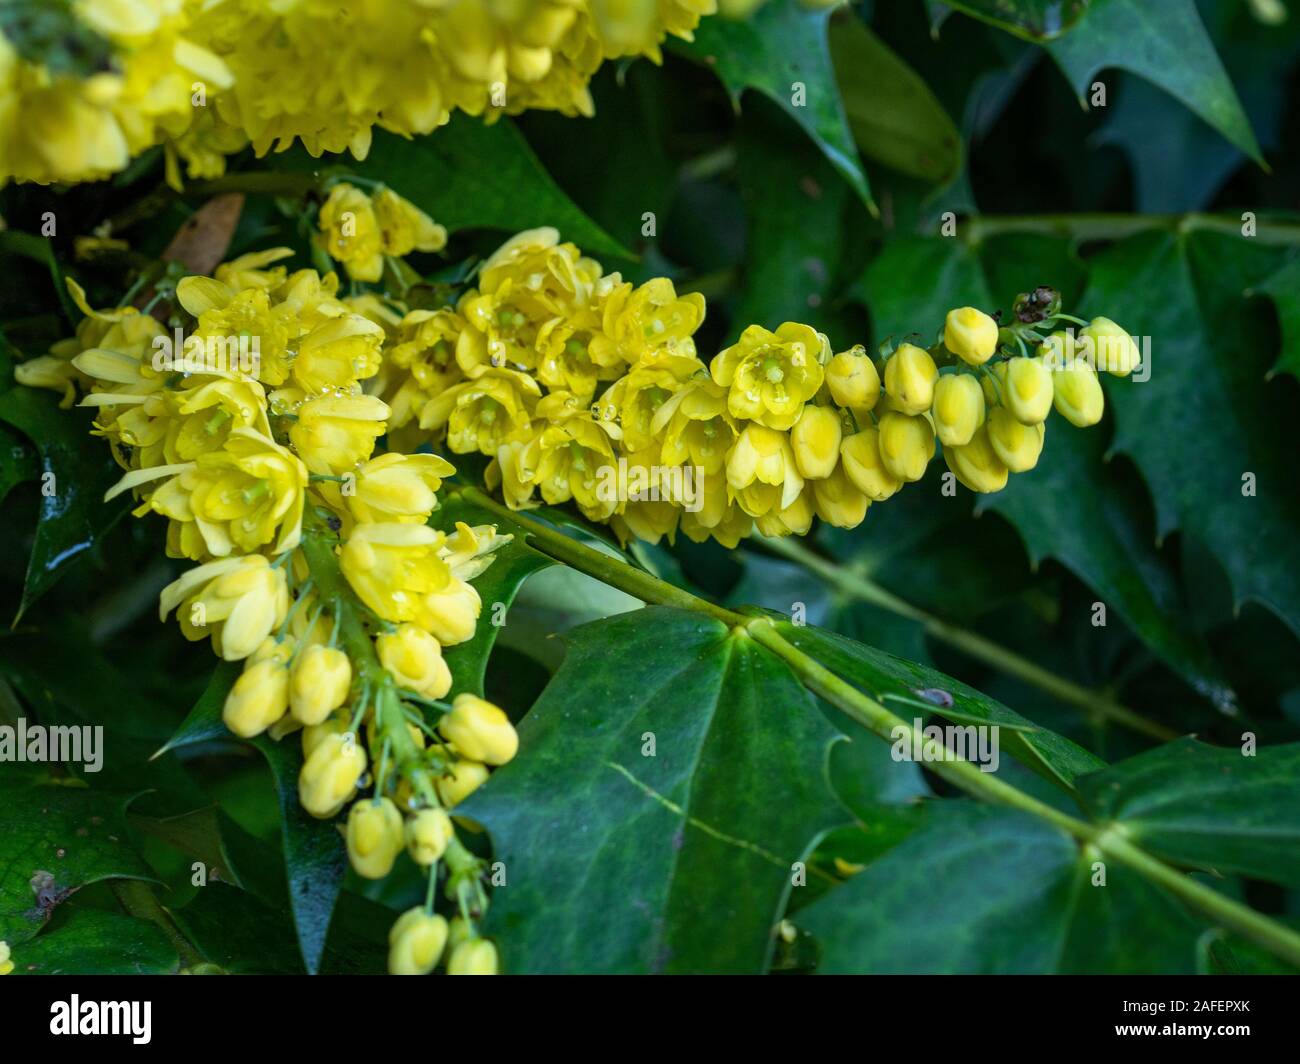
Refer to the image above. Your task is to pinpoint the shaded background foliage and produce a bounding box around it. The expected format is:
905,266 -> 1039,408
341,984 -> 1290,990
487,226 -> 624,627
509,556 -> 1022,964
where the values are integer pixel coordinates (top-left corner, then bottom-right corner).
1,0 -> 1299,974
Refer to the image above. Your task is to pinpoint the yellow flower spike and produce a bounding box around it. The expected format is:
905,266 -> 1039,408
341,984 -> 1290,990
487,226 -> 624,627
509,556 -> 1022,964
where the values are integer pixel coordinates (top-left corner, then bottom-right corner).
882,343 -> 939,415
373,188 -> 447,257
0,940 -> 12,976
1051,358 -> 1106,427
1003,357 -> 1054,426
439,694 -> 519,766
290,394 -> 391,476
405,808 -> 455,866
876,411 -> 936,483
944,424 -> 1010,494
317,184 -> 385,282
348,452 -> 456,524
825,345 -> 881,411
790,404 -> 843,480
811,463 -> 870,529
223,658 -> 290,738
840,428 -> 903,502
1080,316 -> 1142,377
421,579 -> 483,647
987,407 -> 1046,473
388,908 -> 449,976
161,556 -> 289,662
447,938 -> 499,975
377,624 -> 453,699
711,322 -> 828,431
289,645 -> 353,726
436,759 -> 490,809
299,732 -> 368,819
944,307 -> 1000,366
346,798 -> 405,879
931,373 -> 985,447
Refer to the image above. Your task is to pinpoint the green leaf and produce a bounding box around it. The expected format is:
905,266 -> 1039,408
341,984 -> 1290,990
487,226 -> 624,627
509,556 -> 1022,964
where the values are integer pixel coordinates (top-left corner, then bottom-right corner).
1046,0 -> 1262,162
1078,738 -> 1300,888
1252,253 -> 1300,381
0,781 -> 155,945
986,420 -> 1234,712
461,606 -> 845,973
250,735 -> 347,976
0,387 -> 127,622
152,661 -> 240,759
937,0 -> 1093,41
275,119 -> 631,260
773,622 -> 1106,787
798,801 -> 1201,973
0,421 -> 37,506
829,14 -> 962,185
1085,229 -> 1300,641
676,2 -> 874,213
9,909 -> 179,975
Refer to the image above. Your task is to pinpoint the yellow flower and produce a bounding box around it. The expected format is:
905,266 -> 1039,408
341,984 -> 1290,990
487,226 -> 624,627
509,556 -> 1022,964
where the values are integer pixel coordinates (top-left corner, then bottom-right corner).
943,424 -> 1009,494
293,314 -> 386,394
302,712 -> 352,760
1080,316 -> 1141,376
419,368 -> 541,456
0,940 -> 12,976
591,276 -> 707,366
944,307 -> 1000,366
340,523 -> 453,630
384,309 -> 468,429
725,423 -> 805,519
754,488 -> 815,538
347,453 -> 456,525
439,694 -> 519,766
223,657 -> 290,738
290,394 -> 391,475
388,908 -> 449,976
789,404 -> 843,480
436,759 -> 490,808
421,578 -> 482,647
317,184 -> 385,282
931,373 -> 985,447
378,624 -> 453,699
678,471 -> 752,547
1003,357 -> 1054,425
1050,357 -> 1105,427
987,407 -> 1045,472
405,808 -> 455,866
299,732 -> 367,818
160,555 -> 289,662
711,322 -> 828,430
447,938 -> 499,976
883,343 -> 938,415
597,352 -> 702,451
524,399 -> 621,519
290,645 -> 353,726
811,463 -> 869,528
347,798 -> 405,879
840,428 -> 902,502
373,188 -> 447,257
650,377 -> 737,475
876,411 -> 935,483
824,345 -> 880,412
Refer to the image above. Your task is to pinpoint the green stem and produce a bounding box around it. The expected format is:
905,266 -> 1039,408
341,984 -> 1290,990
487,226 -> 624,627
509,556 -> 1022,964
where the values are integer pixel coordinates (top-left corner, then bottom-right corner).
457,490 -> 1300,968
112,880 -> 206,970
762,535 -> 1177,743
964,212 -> 1300,247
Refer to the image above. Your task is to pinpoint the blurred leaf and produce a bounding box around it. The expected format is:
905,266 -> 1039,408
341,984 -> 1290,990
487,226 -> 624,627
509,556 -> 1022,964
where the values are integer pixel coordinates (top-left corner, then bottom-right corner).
987,421 -> 1234,712
273,119 -> 631,259
461,606 -> 844,973
1078,737 -> 1300,888
1046,0 -> 1262,162
830,14 -> 962,184
1253,253 -> 1300,381
0,0 -> 113,79
938,0 -> 1092,41
677,2 -> 874,212
0,780 -> 155,945
774,621 -> 1107,786
798,801 -> 1200,973
0,387 -> 127,621
10,908 -> 178,975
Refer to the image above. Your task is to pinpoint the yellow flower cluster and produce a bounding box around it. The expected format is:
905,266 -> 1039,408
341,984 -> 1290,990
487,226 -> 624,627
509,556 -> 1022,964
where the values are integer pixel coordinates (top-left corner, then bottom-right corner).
19,210 -> 515,975
0,0 -> 718,186
377,229 -> 1131,548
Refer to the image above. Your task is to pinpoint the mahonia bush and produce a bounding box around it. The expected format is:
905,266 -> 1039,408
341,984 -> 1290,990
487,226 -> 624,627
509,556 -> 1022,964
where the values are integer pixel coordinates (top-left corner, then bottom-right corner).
0,0 -> 721,186
18,179 -> 1139,973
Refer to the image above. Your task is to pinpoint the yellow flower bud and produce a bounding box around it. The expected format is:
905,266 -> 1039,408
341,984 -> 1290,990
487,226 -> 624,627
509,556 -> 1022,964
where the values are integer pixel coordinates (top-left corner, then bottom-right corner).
987,407 -> 1045,473
302,711 -> 350,760
1003,357 -> 1054,425
811,463 -> 869,528
447,916 -> 472,953
825,346 -> 880,410
439,694 -> 518,766
790,404 -> 842,480
223,659 -> 289,738
436,759 -> 490,808
882,343 -> 938,415
447,938 -> 498,975
250,636 -> 295,667
388,908 -> 449,976
405,808 -> 454,866
840,428 -> 902,502
1052,358 -> 1105,427
421,579 -> 481,647
876,412 -> 935,483
930,373 -> 985,447
346,798 -> 405,879
290,645 -> 353,726
0,940 -> 12,976
377,623 -> 452,699
1080,316 -> 1141,376
943,425 -> 1009,494
299,732 -> 367,819
944,306 -> 1000,365
754,488 -> 815,537
980,360 -> 1007,407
